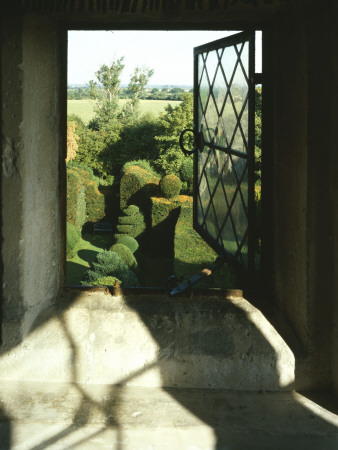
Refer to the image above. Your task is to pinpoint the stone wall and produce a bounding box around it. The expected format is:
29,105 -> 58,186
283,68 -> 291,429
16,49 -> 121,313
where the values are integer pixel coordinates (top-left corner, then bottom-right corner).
1,0 -> 337,395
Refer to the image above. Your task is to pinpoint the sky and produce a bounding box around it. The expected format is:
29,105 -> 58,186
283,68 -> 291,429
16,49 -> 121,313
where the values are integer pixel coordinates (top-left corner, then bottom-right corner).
68,30 -> 261,86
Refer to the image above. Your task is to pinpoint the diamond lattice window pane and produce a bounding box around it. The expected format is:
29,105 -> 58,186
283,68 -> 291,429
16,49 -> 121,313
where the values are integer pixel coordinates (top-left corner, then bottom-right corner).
205,50 -> 219,86
221,45 -> 238,83
221,154 -> 238,205
221,217 -> 238,256
205,204 -> 219,241
231,192 -> 247,249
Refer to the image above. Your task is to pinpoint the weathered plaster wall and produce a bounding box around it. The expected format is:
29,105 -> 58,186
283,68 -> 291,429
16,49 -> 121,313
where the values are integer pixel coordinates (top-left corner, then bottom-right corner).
1,15 -> 62,344
21,16 -> 62,336
1,0 -> 337,397
330,2 -> 338,396
1,17 -> 25,343
0,291 -> 295,391
270,17 -> 308,342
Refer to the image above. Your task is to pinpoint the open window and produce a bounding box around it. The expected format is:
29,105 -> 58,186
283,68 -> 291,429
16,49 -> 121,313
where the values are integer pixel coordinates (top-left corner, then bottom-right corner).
179,32 -> 257,291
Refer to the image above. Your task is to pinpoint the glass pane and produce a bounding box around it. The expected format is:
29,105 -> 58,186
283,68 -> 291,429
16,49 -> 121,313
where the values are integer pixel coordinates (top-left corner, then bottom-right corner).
204,97 -> 218,142
199,66 -> 210,114
221,217 -> 238,256
231,192 -> 247,250
205,204 -> 219,241
205,50 -> 219,86
213,65 -> 227,115
221,153 -> 238,205
222,96 -> 236,147
204,149 -> 218,196
221,45 -> 237,83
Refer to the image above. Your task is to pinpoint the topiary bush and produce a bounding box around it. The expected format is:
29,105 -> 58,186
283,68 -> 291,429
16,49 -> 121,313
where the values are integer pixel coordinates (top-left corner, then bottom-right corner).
83,250 -> 139,287
67,169 -> 86,230
113,235 -> 139,254
179,158 -> 193,195
120,163 -> 160,210
160,174 -> 182,199
115,205 -> 146,239
67,165 -> 106,228
85,181 -> 105,222
66,222 -> 81,259
109,243 -> 138,271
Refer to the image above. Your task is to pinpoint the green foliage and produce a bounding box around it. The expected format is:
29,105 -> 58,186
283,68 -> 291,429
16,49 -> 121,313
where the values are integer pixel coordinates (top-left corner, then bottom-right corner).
179,157 -> 194,195
66,222 -> 81,259
67,165 -> 105,228
160,174 -> 182,199
109,114 -> 161,173
83,249 -> 139,287
173,200 -> 237,289
121,67 -> 154,120
116,205 -> 146,239
114,235 -> 139,253
154,93 -> 193,176
89,58 -> 125,127
67,169 -> 86,230
120,164 -> 160,210
85,181 -> 105,223
109,244 -> 138,271
124,159 -> 160,177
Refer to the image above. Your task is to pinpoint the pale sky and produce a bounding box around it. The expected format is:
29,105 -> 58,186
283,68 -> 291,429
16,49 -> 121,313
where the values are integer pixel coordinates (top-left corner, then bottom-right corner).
68,30 -> 261,86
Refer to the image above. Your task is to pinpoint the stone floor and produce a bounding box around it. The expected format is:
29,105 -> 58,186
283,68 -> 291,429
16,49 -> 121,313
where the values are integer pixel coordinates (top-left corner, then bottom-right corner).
1,382 -> 338,449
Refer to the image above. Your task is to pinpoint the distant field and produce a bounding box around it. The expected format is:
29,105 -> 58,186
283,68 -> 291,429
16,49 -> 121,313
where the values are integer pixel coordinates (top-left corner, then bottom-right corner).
67,99 -> 181,123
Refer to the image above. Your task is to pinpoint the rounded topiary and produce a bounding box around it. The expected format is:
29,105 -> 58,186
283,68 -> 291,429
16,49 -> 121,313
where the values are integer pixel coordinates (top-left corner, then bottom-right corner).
115,205 -> 146,238
114,235 -> 139,253
160,174 -> 182,199
110,244 -> 138,271
124,205 -> 140,216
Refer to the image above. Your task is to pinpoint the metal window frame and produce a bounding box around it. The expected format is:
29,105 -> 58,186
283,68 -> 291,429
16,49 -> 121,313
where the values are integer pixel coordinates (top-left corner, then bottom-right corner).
193,31 -> 256,286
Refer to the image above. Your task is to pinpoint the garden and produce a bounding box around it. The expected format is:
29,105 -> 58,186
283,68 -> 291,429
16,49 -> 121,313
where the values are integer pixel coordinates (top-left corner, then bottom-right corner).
66,58 -> 261,290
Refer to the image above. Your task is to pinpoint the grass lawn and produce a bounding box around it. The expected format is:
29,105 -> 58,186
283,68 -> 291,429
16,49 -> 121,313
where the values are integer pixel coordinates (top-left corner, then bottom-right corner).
66,232 -> 114,285
67,99 -> 181,124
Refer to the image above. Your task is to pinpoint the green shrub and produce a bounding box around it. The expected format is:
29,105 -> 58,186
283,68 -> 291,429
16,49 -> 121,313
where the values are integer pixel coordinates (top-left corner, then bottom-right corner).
85,181 -> 105,222
160,174 -> 182,199
124,159 -> 160,177
179,157 -> 193,182
109,244 -> 138,270
173,199 -> 237,289
93,276 -> 118,286
67,169 -> 86,230
83,250 -> 140,287
115,205 -> 146,238
179,158 -> 193,195
114,235 -> 139,253
120,164 -> 160,210
66,222 -> 81,259
123,204 -> 140,216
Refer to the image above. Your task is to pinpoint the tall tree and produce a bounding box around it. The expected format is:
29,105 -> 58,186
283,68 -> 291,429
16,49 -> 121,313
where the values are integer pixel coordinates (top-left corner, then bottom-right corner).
121,66 -> 154,120
89,57 -> 125,127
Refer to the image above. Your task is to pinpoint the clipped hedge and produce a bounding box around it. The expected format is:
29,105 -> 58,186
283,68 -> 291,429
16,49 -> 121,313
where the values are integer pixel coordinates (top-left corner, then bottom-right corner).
160,174 -> 182,199
114,235 -> 139,254
149,195 -> 189,258
109,243 -> 138,271
67,165 -> 105,230
115,205 -> 146,239
120,164 -> 160,210
66,221 -> 81,258
67,168 -> 86,230
173,197 -> 237,289
179,158 -> 193,195
85,180 -> 105,222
